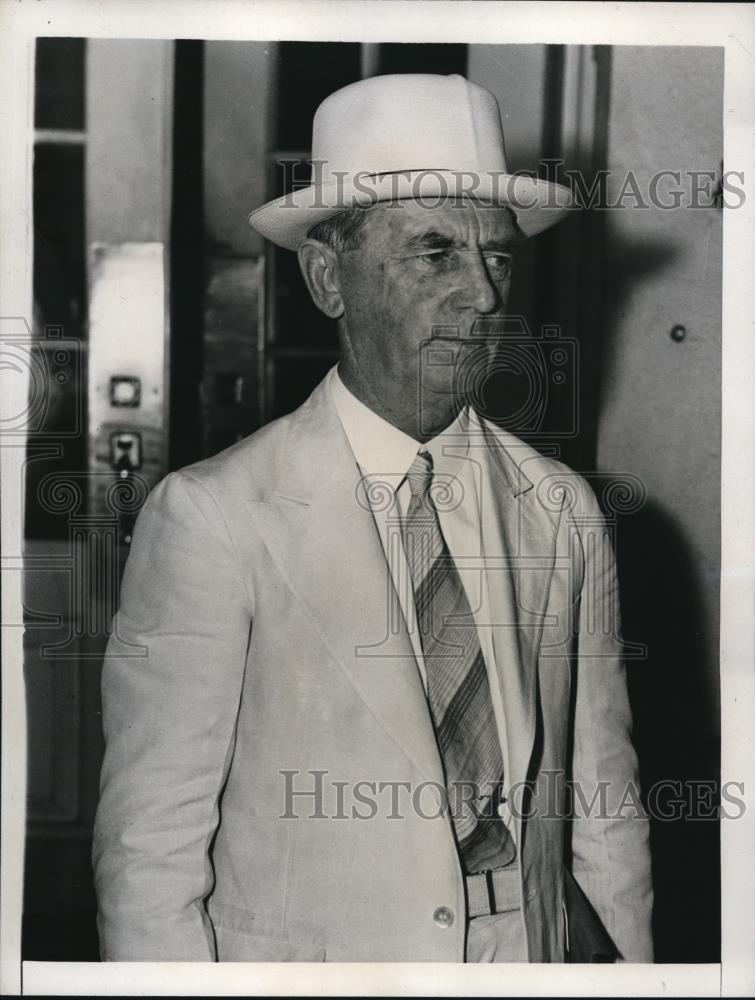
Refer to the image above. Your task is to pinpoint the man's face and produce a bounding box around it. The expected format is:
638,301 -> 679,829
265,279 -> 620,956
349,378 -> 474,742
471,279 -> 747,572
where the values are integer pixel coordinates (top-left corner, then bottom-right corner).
334,198 -> 521,416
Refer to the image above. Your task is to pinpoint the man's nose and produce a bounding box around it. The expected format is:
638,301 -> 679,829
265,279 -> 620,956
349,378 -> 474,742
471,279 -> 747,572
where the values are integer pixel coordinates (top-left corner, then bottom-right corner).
452,252 -> 499,314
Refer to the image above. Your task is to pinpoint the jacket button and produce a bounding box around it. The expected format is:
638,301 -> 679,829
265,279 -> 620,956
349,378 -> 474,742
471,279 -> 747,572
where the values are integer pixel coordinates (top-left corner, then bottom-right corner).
433,906 -> 454,928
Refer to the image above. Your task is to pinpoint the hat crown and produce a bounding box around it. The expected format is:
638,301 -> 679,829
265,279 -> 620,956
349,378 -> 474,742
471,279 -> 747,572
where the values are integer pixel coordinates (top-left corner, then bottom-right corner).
311,73 -> 509,181
249,72 -> 575,250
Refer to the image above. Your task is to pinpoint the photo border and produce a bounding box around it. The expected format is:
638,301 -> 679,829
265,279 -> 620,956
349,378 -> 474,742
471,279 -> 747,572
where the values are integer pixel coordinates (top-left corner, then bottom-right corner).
1,1 -> 753,996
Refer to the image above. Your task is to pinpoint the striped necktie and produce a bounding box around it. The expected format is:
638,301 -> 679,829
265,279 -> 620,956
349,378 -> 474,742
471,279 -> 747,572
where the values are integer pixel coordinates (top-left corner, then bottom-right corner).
401,450 -> 516,874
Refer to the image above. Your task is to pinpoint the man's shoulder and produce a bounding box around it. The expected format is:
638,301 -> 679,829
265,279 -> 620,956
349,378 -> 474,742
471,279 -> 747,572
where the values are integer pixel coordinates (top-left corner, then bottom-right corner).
171,373 -> 336,500
479,418 -> 575,482
162,409 -> 296,501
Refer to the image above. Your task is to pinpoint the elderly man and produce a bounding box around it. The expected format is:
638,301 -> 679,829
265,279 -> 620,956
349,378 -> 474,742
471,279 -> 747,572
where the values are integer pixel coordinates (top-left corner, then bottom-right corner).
93,73 -> 653,963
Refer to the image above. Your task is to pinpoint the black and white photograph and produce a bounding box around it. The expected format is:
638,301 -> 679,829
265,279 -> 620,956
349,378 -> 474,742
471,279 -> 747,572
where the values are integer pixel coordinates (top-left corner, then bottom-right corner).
1,1 -> 753,996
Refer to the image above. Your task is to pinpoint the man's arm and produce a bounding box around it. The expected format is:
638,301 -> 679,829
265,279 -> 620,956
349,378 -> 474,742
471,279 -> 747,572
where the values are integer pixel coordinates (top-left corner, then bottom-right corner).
92,471 -> 252,960
568,476 -> 654,962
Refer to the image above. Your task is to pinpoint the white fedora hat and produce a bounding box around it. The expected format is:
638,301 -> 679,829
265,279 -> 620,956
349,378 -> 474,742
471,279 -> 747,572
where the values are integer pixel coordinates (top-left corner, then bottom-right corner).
249,73 -> 575,251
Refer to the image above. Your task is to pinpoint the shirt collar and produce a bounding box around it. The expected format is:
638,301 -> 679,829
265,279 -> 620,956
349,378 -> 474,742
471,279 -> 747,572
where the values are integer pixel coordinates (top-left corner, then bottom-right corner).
329,365 -> 470,482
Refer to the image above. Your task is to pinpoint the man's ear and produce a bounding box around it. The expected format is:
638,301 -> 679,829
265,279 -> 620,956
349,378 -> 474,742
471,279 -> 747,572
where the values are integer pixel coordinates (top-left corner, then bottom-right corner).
297,239 -> 344,318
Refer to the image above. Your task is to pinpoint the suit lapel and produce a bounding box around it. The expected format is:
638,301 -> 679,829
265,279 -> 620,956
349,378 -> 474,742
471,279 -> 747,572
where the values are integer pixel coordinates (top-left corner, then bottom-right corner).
247,379 -> 445,784
474,419 -> 563,789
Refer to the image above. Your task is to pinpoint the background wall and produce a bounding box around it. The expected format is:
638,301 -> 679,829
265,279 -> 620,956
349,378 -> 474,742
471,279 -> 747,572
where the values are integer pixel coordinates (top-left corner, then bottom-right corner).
598,46 -> 723,961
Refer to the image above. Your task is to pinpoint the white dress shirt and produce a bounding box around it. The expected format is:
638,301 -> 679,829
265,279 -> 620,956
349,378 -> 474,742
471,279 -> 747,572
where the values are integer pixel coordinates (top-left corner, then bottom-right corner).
329,365 -> 514,828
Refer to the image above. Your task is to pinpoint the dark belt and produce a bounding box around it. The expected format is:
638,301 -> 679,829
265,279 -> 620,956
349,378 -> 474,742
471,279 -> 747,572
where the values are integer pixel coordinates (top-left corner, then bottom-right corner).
466,864 -> 520,918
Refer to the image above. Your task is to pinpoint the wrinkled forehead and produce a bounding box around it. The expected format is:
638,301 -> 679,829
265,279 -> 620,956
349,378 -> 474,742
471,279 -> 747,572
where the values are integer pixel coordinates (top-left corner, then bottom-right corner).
360,198 -> 521,250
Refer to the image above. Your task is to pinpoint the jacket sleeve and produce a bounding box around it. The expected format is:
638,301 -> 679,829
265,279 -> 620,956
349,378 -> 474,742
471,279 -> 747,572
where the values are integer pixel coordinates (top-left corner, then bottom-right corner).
92,470 -> 252,960
568,476 -> 654,962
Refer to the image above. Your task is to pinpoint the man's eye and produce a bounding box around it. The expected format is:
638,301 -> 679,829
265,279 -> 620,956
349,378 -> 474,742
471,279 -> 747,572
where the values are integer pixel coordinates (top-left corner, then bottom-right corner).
416,249 -> 453,266
485,254 -> 512,275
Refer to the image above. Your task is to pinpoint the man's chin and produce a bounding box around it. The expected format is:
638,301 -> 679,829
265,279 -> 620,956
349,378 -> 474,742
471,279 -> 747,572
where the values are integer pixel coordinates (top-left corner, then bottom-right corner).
418,379 -> 467,417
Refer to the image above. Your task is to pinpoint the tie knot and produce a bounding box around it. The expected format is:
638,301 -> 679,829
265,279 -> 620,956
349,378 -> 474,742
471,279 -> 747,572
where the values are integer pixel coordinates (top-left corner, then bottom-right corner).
406,451 -> 434,499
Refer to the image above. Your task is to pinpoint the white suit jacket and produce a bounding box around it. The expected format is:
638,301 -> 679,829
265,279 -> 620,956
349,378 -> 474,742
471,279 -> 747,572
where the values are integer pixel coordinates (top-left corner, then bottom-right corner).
93,374 -> 653,962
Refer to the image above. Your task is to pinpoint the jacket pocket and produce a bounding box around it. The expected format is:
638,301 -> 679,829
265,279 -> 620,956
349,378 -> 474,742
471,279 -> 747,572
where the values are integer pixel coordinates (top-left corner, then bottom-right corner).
209,901 -> 327,962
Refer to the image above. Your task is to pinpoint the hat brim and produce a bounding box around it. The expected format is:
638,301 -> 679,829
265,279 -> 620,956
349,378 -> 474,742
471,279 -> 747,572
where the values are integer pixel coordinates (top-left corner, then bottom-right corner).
248,171 -> 575,250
